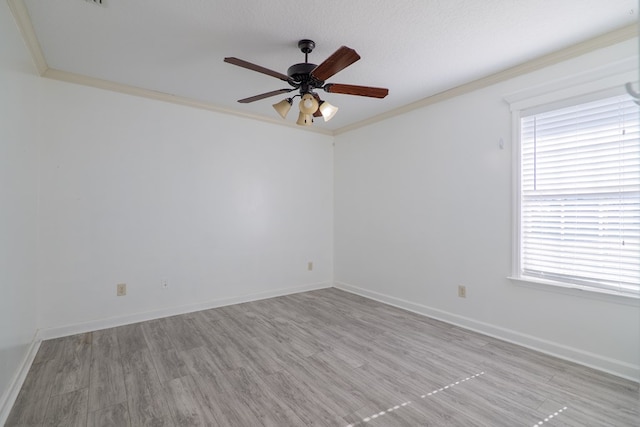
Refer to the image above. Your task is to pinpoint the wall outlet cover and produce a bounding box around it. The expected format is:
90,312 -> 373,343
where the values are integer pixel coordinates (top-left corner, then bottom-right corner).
117,283 -> 127,296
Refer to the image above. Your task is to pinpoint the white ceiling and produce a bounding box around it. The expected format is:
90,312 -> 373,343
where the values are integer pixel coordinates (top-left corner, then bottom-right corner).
17,0 -> 638,132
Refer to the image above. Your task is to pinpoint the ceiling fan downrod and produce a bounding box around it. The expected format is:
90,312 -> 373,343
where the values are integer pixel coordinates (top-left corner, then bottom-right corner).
298,39 -> 315,63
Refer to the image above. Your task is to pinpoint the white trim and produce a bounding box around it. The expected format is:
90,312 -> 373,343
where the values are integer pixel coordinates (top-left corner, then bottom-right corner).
7,0 -> 637,137
42,69 -> 334,136
335,24 -> 638,135
508,276 -> 640,307
505,65 -> 638,112
40,282 -> 331,340
510,108 -> 522,279
1,282 -> 330,421
0,330 -> 41,426
6,0 -> 47,75
333,281 -> 640,382
507,62 -> 639,300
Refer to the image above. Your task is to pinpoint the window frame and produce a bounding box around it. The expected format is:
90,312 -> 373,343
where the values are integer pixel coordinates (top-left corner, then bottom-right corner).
506,63 -> 639,304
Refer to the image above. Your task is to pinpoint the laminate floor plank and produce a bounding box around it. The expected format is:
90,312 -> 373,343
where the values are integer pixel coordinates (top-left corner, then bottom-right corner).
262,370 -> 346,427
121,349 -> 174,427
186,314 -> 226,349
352,358 -> 444,401
253,295 -> 315,323
89,329 -> 126,413
546,383 -> 640,427
216,314 -> 261,348
115,324 -> 147,356
42,388 -> 88,427
370,333 -> 478,379
182,348 -> 263,427
7,288 -> 639,426
194,306 -> 228,323
252,333 -> 312,369
281,363 -> 365,418
214,305 -> 262,338
88,353 -> 127,412
224,367 -> 307,427
284,358 -> 370,416
5,359 -> 59,425
163,375 -> 219,427
162,316 -> 207,352
333,333 -> 454,388
32,337 -> 66,365
150,349 -> 190,383
87,402 -> 130,427
206,342 -> 250,372
313,347 -> 366,370
53,333 -> 92,396
140,319 -> 174,354
92,329 -> 119,359
550,364 -> 640,402
532,397 -> 621,427
453,376 -> 549,424
346,398 -> 481,427
297,356 -> 388,412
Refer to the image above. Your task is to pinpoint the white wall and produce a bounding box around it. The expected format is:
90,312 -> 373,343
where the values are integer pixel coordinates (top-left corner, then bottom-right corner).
1,7 -> 637,423
36,79 -> 334,334
1,3 -> 333,415
0,1 -> 40,418
334,39 -> 640,380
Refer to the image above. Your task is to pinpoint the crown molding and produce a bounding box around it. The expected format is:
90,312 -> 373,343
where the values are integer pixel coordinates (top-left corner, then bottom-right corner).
7,0 -> 47,75
8,0 -> 637,138
333,23 -> 638,135
6,0 -> 332,136
42,68 -> 334,136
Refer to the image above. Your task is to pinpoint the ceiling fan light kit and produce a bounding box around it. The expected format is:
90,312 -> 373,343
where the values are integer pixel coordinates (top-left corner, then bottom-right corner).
296,112 -> 314,126
299,93 -> 319,114
224,39 -> 388,126
272,98 -> 293,119
318,101 -> 339,122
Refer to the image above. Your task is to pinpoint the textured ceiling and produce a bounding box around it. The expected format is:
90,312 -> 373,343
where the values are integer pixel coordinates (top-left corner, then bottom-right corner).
18,0 -> 639,132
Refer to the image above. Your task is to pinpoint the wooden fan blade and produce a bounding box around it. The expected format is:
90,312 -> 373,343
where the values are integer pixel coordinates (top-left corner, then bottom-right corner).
224,57 -> 292,82
324,83 -> 388,98
310,46 -> 360,81
237,88 -> 294,103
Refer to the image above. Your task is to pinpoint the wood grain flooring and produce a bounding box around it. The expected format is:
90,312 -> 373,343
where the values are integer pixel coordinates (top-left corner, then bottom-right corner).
6,288 -> 639,426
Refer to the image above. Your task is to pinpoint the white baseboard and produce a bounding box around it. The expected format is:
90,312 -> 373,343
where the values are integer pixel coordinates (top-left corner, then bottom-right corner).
334,281 -> 639,382
2,282 -> 330,424
41,281 -> 331,340
0,330 -> 41,426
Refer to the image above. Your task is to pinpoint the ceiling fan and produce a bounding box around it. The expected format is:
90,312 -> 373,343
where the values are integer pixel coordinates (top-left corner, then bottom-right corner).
224,39 -> 389,126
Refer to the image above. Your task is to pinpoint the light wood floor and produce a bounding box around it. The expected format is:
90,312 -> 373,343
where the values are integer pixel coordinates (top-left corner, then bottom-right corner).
6,288 -> 639,426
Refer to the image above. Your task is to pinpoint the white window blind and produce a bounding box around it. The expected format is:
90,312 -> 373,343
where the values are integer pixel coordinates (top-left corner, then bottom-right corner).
520,94 -> 639,297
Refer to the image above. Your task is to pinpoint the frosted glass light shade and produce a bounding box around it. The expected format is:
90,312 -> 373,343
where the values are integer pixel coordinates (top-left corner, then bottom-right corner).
318,101 -> 339,122
299,93 -> 319,114
296,112 -> 313,126
272,98 -> 292,119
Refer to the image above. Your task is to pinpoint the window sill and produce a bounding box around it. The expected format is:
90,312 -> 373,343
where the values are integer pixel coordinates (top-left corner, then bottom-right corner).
508,276 -> 640,307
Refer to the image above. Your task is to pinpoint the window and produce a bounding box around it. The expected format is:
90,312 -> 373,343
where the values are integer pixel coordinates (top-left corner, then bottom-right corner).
515,92 -> 639,298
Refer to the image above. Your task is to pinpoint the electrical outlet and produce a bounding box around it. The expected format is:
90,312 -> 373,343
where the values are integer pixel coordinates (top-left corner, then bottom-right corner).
161,279 -> 169,290
117,283 -> 127,296
458,285 -> 466,298
307,261 -> 313,271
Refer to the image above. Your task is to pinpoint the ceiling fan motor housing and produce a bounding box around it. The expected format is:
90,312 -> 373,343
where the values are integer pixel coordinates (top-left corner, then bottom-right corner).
288,63 -> 325,95
287,62 -> 324,91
